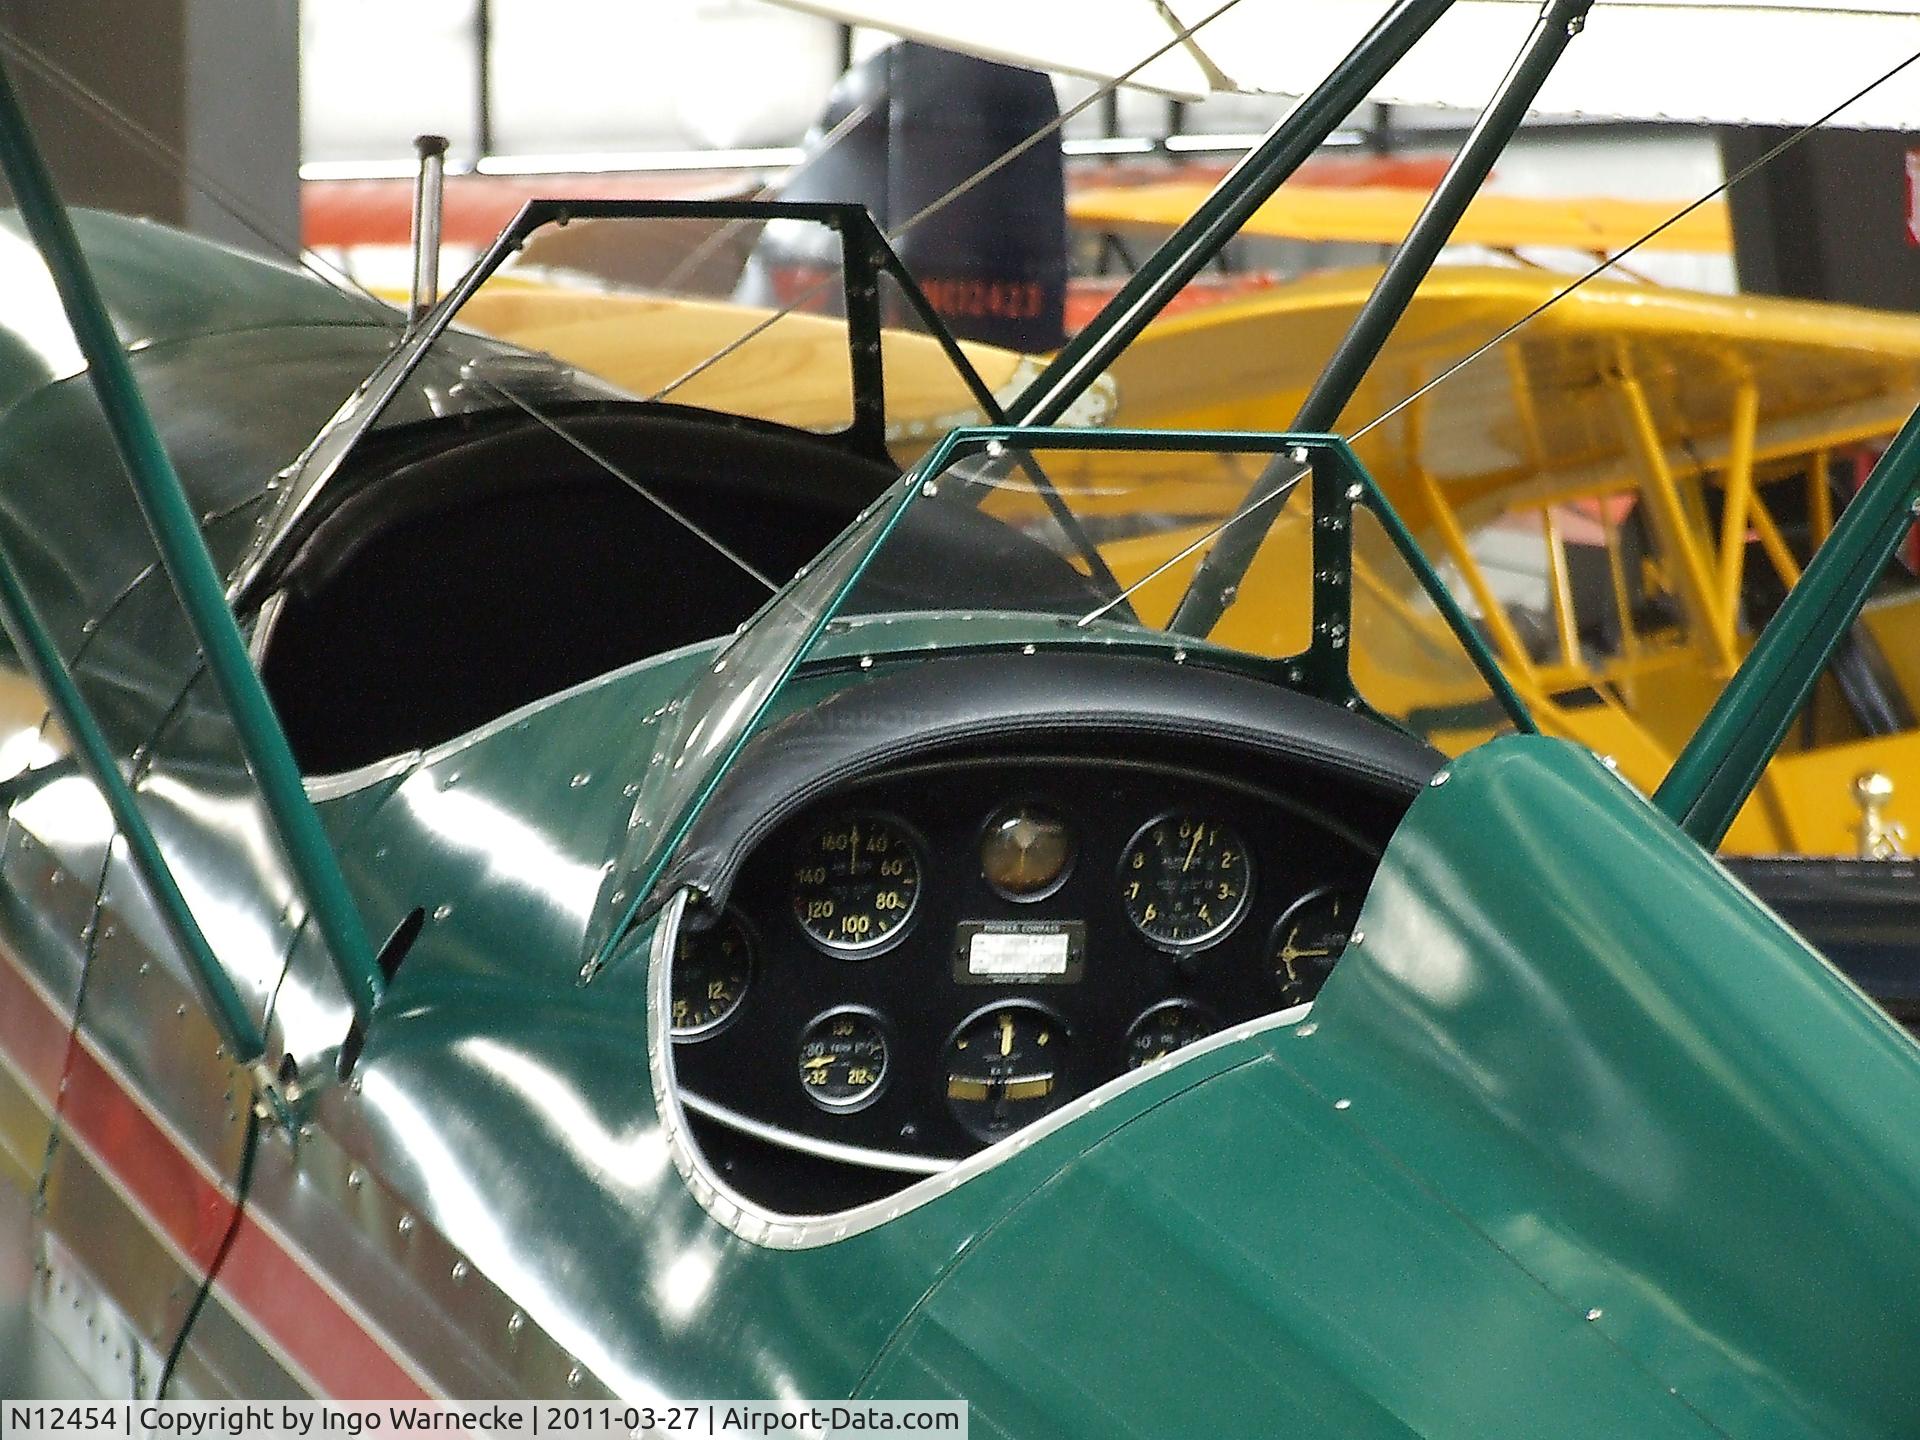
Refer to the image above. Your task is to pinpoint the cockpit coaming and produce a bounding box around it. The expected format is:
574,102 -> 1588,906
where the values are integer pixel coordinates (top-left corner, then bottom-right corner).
638,650 -> 1441,1224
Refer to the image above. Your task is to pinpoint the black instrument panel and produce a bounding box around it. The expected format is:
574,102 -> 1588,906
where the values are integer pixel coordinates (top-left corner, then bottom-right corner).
670,751 -> 1382,1190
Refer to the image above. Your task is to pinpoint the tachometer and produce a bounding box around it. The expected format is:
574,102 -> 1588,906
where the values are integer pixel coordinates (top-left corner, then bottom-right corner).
1123,1000 -> 1217,1068
797,1007 -> 890,1111
1119,813 -> 1252,950
670,908 -> 752,1040
791,813 -> 921,954
945,1003 -> 1069,1142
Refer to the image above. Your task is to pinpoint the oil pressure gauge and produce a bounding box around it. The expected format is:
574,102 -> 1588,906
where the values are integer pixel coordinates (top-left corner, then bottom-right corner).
1124,1000 -> 1217,1068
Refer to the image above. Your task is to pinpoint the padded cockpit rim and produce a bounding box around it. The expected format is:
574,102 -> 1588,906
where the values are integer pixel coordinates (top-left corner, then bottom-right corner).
645,649 -> 1445,916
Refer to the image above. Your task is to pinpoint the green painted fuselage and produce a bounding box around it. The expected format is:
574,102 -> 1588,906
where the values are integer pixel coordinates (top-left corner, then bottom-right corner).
0,211 -> 1917,1432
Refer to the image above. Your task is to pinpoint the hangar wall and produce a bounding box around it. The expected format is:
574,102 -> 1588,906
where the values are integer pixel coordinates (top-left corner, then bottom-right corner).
1722,127 -> 1920,312
0,0 -> 299,254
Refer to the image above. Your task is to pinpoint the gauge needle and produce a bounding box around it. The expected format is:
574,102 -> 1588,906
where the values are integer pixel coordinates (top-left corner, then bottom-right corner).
1182,828 -> 1203,872
999,1013 -> 1014,1056
802,1055 -> 834,1069
1281,942 -> 1335,962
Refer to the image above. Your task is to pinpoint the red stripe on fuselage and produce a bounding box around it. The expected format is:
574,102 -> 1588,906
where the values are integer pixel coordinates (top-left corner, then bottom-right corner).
57,1034 -> 234,1268
0,947 -> 70,1109
0,941 -> 429,1397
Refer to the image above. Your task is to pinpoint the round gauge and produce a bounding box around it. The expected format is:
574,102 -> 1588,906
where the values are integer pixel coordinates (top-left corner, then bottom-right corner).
1271,887 -> 1364,1006
670,909 -> 753,1040
944,1003 -> 1070,1143
980,803 -> 1075,900
797,1008 -> 890,1111
1119,813 -> 1253,950
791,813 -> 921,955
1124,1000 -> 1218,1069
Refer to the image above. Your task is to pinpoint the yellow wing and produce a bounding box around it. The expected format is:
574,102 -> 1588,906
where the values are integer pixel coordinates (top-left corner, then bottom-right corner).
1107,266 -> 1920,855
1112,265 -> 1920,510
450,283 -> 1033,443
1071,182 -> 1733,255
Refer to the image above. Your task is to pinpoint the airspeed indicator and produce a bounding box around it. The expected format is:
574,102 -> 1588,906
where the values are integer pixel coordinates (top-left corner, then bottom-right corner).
791,813 -> 921,955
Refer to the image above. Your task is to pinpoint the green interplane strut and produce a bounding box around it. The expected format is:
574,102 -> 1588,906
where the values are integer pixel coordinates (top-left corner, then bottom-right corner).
0,546 -> 267,1061
1658,402 -> 1920,847
1007,0 -> 1458,429
1170,0 -> 1597,637
0,55 -> 384,1031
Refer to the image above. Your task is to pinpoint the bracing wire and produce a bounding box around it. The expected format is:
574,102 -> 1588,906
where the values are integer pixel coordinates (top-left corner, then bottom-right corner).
1081,41 -> 1920,625
640,0 -> 1250,406
0,3 -> 1246,598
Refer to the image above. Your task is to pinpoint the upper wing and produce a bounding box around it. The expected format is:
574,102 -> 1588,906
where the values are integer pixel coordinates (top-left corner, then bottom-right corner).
767,0 -> 1920,126
1110,264 -> 1920,512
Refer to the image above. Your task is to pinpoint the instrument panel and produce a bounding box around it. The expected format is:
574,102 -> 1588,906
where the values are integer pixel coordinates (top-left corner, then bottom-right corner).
668,753 -> 1380,1199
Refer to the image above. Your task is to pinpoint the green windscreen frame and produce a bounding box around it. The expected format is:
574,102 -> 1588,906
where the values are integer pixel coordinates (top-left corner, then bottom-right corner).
591,425 -> 1536,969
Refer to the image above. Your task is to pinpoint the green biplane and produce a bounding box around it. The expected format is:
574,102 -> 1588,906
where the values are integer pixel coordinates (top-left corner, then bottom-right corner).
3,1 -> 1920,1432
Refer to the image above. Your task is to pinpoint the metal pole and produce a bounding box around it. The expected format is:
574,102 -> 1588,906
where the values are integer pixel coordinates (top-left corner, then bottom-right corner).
1004,0 -> 1458,428
475,0 -> 495,160
0,54 -> 385,1030
409,134 -> 450,328
1657,403 -> 1920,849
1170,0 -> 1596,636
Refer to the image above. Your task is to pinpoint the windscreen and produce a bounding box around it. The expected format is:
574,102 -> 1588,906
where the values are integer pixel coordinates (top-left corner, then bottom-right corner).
589,430 -> 1516,958
428,212 -> 856,434
237,202 -> 1006,608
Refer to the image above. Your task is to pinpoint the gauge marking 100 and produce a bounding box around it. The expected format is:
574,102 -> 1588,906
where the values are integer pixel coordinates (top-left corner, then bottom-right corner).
791,813 -> 922,955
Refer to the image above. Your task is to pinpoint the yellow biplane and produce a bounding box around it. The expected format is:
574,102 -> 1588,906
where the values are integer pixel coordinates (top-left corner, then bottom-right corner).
450,245 -> 1920,862
1097,266 -> 1920,859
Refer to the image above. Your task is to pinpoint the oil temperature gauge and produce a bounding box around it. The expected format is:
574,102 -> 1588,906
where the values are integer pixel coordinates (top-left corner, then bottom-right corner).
670,909 -> 752,1040
798,1007 -> 890,1111
944,1003 -> 1069,1143
1272,887 -> 1364,1006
